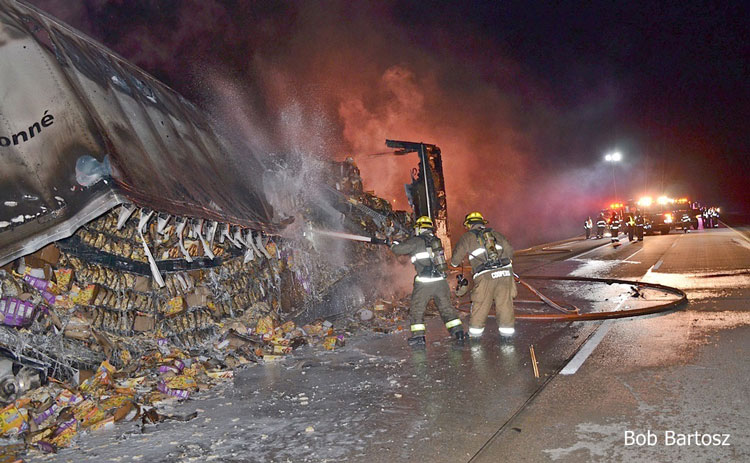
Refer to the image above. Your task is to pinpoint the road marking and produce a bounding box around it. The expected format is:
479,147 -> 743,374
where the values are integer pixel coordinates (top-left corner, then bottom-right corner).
643,264 -> 657,279
560,319 -> 615,375
569,241 -> 616,260
623,248 -> 642,263
517,237 -> 584,254
640,234 -> 680,276
721,221 -> 750,246
732,238 -> 750,252
561,232 -> 682,376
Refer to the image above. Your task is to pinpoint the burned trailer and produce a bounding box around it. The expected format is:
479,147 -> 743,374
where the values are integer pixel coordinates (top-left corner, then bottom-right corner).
386,140 -> 451,257
0,0 -> 281,269
0,0 -> 366,384
0,0 -> 417,452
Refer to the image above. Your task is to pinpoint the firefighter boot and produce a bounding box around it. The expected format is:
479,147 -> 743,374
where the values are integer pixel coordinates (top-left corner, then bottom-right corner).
407,335 -> 426,347
449,325 -> 465,343
499,327 -> 516,340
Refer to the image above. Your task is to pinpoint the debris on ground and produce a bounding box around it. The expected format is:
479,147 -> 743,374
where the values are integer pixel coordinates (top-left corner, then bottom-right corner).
0,6 -> 443,459
0,169 -> 415,457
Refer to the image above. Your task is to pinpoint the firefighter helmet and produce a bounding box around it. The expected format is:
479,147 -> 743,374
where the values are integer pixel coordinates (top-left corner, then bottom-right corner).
415,216 -> 434,230
464,211 -> 487,228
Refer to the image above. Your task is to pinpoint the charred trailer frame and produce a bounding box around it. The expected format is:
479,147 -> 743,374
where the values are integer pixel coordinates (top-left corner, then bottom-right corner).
0,0 -> 280,268
385,139 -> 451,257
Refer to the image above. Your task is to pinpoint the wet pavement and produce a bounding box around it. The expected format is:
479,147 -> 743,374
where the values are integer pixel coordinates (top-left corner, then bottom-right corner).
473,225 -> 750,462
36,225 -> 750,462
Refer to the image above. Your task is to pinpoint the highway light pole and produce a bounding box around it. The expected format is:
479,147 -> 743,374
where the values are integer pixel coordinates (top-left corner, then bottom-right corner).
605,151 -> 622,202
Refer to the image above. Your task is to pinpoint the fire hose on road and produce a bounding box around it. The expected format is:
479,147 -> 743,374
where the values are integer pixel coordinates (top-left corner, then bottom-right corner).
457,274 -> 688,321
514,274 -> 579,315
308,228 -> 688,322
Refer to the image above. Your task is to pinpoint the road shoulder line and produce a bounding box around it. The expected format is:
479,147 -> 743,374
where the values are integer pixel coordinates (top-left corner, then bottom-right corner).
560,319 -> 615,375
567,240 -> 617,260
721,221 -> 750,246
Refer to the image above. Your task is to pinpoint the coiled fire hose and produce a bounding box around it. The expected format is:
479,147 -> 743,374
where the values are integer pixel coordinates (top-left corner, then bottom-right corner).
456,274 -> 687,321
515,273 -> 579,315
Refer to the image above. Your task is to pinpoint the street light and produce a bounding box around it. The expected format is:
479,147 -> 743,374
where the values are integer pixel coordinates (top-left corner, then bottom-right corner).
604,151 -> 622,202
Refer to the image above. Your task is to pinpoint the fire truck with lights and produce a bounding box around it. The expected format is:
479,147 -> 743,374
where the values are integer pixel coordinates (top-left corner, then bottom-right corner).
630,197 -> 672,235
672,198 -> 700,232
628,196 -> 701,235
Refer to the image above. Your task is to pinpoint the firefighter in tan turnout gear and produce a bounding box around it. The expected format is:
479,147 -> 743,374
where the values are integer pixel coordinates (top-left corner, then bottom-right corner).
391,216 -> 465,347
450,212 -> 516,339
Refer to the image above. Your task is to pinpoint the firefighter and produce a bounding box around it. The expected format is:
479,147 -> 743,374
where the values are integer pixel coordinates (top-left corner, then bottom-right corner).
610,214 -> 621,243
390,216 -> 465,347
584,216 -> 593,239
680,212 -> 691,232
627,214 -> 636,241
710,207 -> 719,227
596,214 -> 607,239
450,212 -> 516,339
635,212 -> 645,241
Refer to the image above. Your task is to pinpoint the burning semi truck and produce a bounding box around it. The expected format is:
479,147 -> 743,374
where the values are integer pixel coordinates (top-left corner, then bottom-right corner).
0,0 -> 322,404
0,0 -> 451,449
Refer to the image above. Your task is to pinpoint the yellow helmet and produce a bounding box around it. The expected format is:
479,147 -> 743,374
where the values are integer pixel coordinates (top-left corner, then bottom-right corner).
415,216 -> 434,229
464,211 -> 487,228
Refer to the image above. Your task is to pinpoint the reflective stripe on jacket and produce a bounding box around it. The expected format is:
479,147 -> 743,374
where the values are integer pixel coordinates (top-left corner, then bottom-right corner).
450,227 -> 513,275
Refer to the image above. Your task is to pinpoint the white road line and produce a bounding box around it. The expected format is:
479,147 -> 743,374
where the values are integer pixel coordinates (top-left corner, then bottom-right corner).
561,232 -> 676,374
642,263 -> 658,280
623,248 -> 642,263
560,319 -> 615,375
721,221 -> 750,246
649,235 -> 679,270
569,241 -> 614,260
732,238 -> 750,252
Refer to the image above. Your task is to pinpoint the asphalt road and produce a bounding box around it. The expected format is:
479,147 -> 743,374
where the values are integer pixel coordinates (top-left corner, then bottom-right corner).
42,224 -> 749,462
473,223 -> 750,463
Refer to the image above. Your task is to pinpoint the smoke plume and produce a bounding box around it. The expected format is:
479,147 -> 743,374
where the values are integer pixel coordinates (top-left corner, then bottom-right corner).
29,0 -> 647,248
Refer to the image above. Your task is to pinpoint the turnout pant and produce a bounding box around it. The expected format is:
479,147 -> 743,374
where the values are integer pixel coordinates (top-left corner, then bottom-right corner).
469,268 -> 515,334
610,226 -> 620,242
409,279 -> 461,335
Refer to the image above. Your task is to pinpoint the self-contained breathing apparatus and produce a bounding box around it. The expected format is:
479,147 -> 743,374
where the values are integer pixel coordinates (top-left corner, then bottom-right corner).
470,228 -> 511,275
414,233 -> 448,279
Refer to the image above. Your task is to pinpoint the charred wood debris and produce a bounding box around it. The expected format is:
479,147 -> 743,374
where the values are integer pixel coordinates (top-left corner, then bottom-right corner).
0,160 -> 414,455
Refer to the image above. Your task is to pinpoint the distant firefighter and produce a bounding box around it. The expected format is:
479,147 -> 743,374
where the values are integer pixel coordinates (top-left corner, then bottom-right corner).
584,216 -> 593,239
706,207 -> 719,228
450,212 -> 516,340
635,212 -> 645,241
596,214 -> 607,239
627,214 -> 636,241
609,214 -> 621,243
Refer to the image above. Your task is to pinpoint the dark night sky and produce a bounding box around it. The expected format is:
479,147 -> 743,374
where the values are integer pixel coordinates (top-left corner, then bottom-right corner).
28,0 -> 749,244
